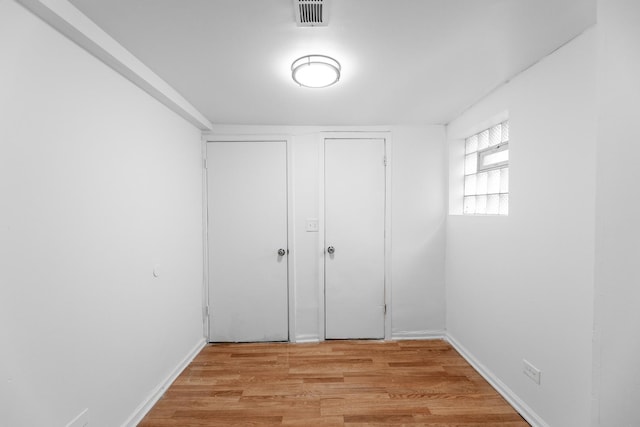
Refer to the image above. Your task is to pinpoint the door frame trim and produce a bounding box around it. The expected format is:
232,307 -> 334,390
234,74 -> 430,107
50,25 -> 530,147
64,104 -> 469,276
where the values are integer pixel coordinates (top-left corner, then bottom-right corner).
317,132 -> 393,341
202,135 -> 296,342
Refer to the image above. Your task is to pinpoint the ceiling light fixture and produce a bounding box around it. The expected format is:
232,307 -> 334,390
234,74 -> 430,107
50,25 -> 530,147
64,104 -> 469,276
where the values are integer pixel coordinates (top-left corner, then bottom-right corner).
291,54 -> 341,88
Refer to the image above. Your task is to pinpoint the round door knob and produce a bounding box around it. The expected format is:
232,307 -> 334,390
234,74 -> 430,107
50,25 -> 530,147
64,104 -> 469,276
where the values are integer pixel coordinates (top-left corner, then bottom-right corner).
278,248 -> 286,256
327,246 -> 335,254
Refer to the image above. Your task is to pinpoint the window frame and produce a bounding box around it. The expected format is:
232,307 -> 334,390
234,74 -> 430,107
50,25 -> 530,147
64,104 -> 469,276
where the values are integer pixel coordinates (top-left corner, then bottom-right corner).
477,142 -> 509,172
462,120 -> 510,216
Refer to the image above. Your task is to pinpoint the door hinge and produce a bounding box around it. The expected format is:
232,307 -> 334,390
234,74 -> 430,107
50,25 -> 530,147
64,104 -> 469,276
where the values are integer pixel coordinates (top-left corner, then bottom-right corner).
203,158 -> 208,169
384,304 -> 387,315
204,306 -> 209,317
383,155 -> 387,167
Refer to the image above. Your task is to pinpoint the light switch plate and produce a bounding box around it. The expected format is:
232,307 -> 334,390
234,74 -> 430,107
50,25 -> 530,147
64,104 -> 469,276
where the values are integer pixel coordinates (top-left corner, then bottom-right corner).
305,218 -> 319,232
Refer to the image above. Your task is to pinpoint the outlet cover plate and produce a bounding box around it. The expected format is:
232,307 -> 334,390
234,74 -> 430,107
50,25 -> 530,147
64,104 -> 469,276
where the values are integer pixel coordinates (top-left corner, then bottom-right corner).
523,359 -> 541,385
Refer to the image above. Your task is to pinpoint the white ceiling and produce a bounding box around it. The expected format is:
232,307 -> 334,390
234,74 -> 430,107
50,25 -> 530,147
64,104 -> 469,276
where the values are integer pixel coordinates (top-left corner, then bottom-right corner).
69,0 -> 595,126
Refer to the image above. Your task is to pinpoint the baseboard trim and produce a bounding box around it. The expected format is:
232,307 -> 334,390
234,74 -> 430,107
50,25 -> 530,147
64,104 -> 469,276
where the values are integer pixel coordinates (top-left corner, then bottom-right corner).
445,334 -> 549,427
391,330 -> 446,340
294,334 -> 320,343
122,337 -> 207,427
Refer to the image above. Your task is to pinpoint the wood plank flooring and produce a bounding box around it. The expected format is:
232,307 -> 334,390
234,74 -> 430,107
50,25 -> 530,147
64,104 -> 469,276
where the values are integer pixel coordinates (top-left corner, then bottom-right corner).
139,340 -> 529,426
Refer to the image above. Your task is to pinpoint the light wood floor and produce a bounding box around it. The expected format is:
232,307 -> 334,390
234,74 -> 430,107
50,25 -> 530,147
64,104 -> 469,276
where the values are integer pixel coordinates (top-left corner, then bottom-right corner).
140,340 -> 529,426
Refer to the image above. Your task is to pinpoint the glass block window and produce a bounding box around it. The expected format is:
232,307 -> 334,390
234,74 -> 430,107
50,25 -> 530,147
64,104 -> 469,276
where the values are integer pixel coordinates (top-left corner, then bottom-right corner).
463,121 -> 509,215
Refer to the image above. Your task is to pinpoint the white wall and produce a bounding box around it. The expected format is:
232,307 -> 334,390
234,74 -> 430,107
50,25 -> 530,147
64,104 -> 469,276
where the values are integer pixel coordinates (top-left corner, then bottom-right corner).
446,29 -> 597,427
389,126 -> 446,338
207,124 -> 446,342
0,2 -> 204,426
592,0 -> 640,425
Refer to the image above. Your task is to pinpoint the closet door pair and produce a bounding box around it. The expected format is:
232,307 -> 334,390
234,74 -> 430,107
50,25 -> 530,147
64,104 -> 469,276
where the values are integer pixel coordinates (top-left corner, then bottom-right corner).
206,138 -> 386,342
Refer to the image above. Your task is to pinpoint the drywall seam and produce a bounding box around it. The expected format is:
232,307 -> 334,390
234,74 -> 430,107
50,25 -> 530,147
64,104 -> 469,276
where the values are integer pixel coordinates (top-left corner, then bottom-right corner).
16,0 -> 212,131
122,338 -> 207,427
446,334 -> 549,427
391,330 -> 446,340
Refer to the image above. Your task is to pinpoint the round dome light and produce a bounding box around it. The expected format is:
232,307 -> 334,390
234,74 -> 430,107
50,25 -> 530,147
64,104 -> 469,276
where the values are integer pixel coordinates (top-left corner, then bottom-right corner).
291,55 -> 341,88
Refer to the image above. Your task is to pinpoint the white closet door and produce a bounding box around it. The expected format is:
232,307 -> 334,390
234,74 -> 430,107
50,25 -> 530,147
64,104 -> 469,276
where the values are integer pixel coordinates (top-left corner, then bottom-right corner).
207,141 -> 288,342
324,138 -> 386,339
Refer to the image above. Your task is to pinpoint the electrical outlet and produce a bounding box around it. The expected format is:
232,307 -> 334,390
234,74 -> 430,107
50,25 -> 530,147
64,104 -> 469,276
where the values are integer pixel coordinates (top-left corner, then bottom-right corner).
523,359 -> 541,385
305,218 -> 319,232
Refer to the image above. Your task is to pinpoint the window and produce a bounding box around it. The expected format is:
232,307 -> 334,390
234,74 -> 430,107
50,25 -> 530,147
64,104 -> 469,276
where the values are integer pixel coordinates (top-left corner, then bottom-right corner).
463,121 -> 509,215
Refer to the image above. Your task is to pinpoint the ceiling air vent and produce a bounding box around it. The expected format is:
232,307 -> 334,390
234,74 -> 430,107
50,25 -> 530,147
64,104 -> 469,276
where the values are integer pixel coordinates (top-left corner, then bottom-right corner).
293,0 -> 329,27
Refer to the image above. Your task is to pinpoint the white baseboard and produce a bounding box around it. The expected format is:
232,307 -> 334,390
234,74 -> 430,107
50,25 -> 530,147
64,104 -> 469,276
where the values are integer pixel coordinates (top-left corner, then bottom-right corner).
294,333 -> 320,343
122,337 -> 207,427
445,334 -> 549,427
391,330 -> 446,340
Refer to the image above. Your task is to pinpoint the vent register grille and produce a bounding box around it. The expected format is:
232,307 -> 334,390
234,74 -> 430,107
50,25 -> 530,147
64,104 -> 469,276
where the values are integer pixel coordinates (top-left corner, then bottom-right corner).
294,0 -> 328,26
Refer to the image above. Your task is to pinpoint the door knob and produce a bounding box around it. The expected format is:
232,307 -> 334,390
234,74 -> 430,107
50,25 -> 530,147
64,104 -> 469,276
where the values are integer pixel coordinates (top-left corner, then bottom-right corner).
278,248 -> 286,256
327,246 -> 335,254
